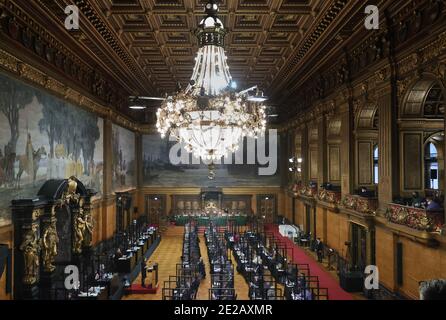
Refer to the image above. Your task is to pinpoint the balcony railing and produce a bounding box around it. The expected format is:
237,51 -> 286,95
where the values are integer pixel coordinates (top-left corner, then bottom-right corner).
290,184 -> 318,198
342,195 -> 378,215
299,186 -> 317,197
317,188 -> 341,205
385,204 -> 444,233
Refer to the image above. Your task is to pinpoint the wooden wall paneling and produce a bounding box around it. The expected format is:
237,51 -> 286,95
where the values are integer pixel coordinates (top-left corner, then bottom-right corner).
401,131 -> 423,192
315,206 -> 327,242
295,199 -> 304,229
301,126 -> 309,184
317,117 -> 328,184
375,226 -> 396,292
309,148 -> 319,182
357,141 -> 373,186
377,86 -> 399,210
328,144 -> 341,184
396,237 -> 446,299
308,125 -> 319,182
326,210 -> 340,252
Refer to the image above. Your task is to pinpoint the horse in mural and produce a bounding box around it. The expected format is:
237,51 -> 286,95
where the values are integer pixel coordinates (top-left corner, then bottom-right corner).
16,146 -> 47,188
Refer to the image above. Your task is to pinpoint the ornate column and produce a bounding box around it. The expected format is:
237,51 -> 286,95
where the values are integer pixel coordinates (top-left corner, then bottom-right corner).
301,124 -> 309,185
317,114 -> 328,185
11,199 -> 45,299
102,117 -> 113,240
376,67 -> 399,212
135,132 -> 143,216
340,89 -> 355,197
103,117 -> 113,196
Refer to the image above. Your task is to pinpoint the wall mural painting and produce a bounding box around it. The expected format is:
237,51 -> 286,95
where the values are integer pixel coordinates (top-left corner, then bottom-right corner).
111,124 -> 136,192
142,133 -> 281,187
0,73 -> 103,227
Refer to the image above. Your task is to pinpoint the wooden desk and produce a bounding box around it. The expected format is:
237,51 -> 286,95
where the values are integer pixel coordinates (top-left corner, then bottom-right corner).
117,254 -> 137,274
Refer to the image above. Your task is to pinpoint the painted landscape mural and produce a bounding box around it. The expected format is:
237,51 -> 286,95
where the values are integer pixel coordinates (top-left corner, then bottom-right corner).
142,133 -> 281,187
112,124 -> 136,192
0,73 -> 103,227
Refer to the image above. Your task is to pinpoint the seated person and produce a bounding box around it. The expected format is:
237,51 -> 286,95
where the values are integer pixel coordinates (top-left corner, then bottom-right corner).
426,197 -> 442,211
321,182 -> 333,190
122,275 -> 131,288
358,186 -> 375,197
115,247 -> 123,259
410,191 -> 425,208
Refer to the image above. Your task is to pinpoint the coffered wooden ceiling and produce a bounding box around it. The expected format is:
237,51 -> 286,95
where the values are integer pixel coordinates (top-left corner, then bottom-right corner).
16,0 -> 369,122
95,0 -> 317,94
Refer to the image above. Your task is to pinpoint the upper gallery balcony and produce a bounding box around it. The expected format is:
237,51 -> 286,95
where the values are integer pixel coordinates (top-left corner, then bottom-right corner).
385,203 -> 444,234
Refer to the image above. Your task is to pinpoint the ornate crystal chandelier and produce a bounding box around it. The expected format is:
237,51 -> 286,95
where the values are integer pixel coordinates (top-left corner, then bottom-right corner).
156,0 -> 267,177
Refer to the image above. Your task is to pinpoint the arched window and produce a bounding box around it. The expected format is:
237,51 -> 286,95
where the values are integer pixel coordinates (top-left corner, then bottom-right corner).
425,142 -> 439,189
373,145 -> 379,184
424,84 -> 445,118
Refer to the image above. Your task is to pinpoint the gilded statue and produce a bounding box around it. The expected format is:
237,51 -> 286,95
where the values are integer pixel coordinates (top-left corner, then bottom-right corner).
63,176 -> 80,206
19,224 -> 40,285
42,219 -> 59,272
73,210 -> 86,255
83,210 -> 93,248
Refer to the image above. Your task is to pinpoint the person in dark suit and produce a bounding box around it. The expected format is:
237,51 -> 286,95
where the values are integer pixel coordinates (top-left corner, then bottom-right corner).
316,238 -> 324,263
426,197 -> 441,211
198,257 -> 206,279
141,258 -> 147,287
419,279 -> 446,300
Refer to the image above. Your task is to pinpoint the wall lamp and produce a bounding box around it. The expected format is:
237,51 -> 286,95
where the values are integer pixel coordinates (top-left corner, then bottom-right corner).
288,157 -> 303,173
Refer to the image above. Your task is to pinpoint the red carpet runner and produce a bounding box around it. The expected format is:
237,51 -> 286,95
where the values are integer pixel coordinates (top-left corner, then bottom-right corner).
125,284 -> 158,295
264,224 -> 353,300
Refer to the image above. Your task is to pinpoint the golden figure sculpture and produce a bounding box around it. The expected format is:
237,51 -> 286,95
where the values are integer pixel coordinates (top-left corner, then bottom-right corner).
63,176 -> 80,206
42,219 -> 59,272
83,210 -> 93,247
73,211 -> 86,254
19,224 -> 40,285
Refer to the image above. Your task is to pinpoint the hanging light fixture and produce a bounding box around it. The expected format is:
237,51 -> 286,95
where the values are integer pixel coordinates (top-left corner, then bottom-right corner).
156,0 -> 267,177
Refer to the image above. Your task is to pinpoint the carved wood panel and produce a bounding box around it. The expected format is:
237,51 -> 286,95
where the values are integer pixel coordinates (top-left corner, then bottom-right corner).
402,132 -> 423,191
357,141 -> 373,186
328,144 -> 340,183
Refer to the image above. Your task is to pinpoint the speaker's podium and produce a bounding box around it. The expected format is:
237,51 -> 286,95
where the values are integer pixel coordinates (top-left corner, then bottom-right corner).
125,262 -> 159,295
339,271 -> 364,292
147,263 -> 159,291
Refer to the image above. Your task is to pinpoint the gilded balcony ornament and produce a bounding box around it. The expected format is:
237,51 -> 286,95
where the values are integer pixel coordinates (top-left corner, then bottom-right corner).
356,198 -> 376,215
386,204 -> 444,233
318,189 -> 328,201
396,207 -> 409,224
418,215 -> 431,231
342,195 -> 357,210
